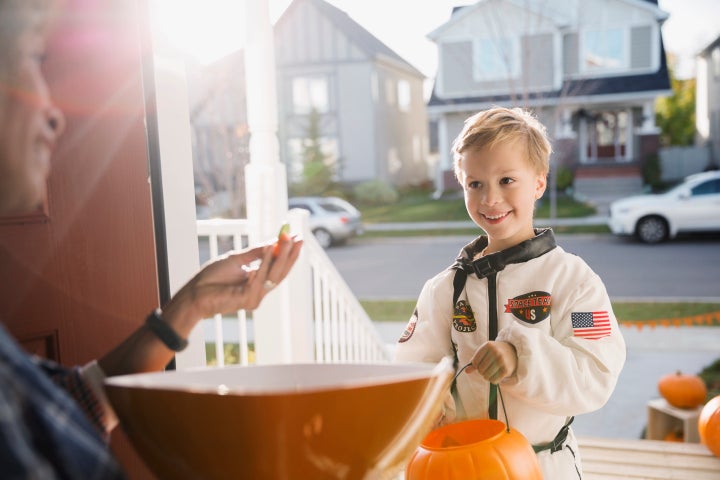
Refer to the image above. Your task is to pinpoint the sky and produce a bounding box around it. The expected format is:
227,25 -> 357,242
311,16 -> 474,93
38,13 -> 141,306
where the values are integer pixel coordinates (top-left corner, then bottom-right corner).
152,0 -> 720,80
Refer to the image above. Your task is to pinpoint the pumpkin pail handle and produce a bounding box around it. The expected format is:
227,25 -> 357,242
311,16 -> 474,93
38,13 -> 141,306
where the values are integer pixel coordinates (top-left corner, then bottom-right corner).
453,362 -> 512,433
497,385 -> 510,433
452,362 -> 473,383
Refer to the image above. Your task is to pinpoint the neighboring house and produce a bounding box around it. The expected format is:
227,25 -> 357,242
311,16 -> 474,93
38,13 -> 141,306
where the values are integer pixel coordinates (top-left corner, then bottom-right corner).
186,52 -> 250,218
696,34 -> 720,167
427,0 -> 672,199
274,0 -> 431,187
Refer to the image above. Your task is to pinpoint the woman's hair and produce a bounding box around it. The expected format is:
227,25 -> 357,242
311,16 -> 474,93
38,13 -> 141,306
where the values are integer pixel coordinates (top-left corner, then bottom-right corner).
0,0 -> 54,75
0,0 -> 55,119
452,106 -> 552,178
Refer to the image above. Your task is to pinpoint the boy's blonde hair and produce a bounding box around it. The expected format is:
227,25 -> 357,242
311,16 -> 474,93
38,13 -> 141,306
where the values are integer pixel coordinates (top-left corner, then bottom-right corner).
452,107 -> 552,179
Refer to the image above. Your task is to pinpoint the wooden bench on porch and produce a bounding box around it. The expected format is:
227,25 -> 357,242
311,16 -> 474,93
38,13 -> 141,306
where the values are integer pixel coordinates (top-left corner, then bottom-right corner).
579,437 -> 720,479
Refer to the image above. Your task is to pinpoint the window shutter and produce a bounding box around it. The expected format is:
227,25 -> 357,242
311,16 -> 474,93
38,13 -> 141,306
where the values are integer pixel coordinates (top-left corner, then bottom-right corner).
563,33 -> 579,76
630,25 -> 652,69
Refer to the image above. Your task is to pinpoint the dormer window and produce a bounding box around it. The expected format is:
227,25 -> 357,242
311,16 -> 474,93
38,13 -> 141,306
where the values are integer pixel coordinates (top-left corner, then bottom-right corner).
582,28 -> 626,72
473,37 -> 520,81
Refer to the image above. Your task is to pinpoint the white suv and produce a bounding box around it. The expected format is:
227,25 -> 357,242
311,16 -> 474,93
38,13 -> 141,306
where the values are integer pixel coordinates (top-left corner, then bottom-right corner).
608,170 -> 720,243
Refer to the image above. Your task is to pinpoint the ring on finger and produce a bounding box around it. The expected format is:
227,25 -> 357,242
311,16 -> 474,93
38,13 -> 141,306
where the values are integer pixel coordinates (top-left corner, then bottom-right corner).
263,279 -> 277,291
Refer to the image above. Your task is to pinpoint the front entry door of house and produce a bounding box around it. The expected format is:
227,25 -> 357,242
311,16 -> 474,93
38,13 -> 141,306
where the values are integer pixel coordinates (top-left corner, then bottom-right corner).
585,110 -> 629,162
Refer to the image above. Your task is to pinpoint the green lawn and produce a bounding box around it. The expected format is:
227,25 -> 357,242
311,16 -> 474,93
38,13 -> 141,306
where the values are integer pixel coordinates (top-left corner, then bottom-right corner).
358,189 -> 596,224
360,224 -> 611,239
359,190 -> 469,223
360,299 -> 720,325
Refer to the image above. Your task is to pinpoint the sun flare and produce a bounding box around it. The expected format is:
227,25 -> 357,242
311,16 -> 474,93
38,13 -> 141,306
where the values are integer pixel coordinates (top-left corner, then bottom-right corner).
149,0 -> 247,64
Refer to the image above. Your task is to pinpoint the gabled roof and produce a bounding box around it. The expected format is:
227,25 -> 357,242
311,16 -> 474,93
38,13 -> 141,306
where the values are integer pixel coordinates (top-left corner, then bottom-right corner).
429,0 -> 668,40
430,0 -> 563,39
699,34 -> 720,57
275,0 -> 423,77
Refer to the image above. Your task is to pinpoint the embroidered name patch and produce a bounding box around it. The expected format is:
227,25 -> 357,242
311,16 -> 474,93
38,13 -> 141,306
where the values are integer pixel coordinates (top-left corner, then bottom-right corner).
504,291 -> 551,324
453,300 -> 476,333
398,309 -> 418,343
571,311 -> 611,339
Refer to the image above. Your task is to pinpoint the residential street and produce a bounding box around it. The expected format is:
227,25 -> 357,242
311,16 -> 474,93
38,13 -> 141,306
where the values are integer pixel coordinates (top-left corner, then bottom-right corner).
327,233 -> 720,301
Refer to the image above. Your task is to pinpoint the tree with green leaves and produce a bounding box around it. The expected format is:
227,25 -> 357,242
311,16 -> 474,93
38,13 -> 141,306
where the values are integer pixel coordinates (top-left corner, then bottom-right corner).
655,56 -> 696,146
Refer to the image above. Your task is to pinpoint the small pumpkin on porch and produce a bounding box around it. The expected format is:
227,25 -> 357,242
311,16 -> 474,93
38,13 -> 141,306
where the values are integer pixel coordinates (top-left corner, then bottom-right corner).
658,371 -> 707,409
698,395 -> 720,458
405,419 -> 542,480
663,429 -> 684,442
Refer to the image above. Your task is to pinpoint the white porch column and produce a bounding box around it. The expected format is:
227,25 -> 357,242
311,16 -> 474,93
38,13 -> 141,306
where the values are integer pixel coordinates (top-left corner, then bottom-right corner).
640,101 -> 660,134
244,0 -> 286,244
625,107 -> 634,162
244,0 -> 311,364
556,107 -> 575,139
578,115 -> 588,164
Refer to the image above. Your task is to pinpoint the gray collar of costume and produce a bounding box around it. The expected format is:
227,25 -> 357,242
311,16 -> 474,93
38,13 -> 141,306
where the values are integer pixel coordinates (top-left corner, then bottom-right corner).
451,228 -> 557,280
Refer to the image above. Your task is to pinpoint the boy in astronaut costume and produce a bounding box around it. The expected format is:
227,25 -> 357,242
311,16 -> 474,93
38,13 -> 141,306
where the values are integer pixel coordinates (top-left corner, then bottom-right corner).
395,107 -> 626,479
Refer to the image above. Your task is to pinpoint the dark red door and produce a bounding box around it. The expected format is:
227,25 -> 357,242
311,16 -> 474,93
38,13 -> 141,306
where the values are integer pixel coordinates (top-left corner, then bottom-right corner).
0,1 -> 161,477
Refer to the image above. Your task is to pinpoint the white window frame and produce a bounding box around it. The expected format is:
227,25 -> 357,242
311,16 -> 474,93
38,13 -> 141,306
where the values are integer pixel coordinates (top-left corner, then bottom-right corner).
291,76 -> 330,115
397,79 -> 411,112
580,27 -> 628,74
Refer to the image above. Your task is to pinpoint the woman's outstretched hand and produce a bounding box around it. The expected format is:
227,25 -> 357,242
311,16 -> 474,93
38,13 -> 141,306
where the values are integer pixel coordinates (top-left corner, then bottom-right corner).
163,234 -> 303,338
99,234 -> 302,376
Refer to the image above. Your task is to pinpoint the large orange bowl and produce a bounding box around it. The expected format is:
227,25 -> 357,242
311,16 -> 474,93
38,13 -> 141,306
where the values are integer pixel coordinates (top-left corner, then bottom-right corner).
104,360 -> 453,480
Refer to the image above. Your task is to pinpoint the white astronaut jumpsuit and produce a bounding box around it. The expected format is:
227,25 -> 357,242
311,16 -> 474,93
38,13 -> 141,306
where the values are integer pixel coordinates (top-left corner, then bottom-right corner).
395,229 -> 626,479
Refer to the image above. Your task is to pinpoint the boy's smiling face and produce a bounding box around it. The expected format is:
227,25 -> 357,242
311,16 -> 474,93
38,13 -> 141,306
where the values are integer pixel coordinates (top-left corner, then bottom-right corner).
458,141 -> 547,253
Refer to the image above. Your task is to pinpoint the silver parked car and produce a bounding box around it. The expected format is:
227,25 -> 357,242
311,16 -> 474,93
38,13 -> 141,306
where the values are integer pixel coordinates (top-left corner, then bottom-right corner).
608,170 -> 720,243
288,196 -> 364,248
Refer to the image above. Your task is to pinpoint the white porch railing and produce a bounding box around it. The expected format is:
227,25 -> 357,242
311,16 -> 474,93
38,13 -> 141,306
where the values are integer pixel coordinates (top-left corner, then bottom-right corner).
195,210 -> 390,367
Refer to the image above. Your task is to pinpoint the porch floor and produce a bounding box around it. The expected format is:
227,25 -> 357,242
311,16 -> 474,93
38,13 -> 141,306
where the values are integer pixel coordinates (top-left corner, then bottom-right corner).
579,436 -> 720,479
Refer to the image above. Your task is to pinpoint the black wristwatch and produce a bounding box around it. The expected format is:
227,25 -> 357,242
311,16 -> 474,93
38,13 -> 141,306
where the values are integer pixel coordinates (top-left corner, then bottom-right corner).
145,308 -> 189,352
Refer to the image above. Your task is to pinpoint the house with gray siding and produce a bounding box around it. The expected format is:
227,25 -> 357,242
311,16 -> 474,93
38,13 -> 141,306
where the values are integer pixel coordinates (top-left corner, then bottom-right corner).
186,52 -> 250,218
427,0 -> 672,199
696,34 -> 720,167
274,0 -> 431,187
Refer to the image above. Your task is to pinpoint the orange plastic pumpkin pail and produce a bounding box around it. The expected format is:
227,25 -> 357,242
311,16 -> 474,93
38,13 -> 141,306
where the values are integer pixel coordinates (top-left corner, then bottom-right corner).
405,419 -> 542,480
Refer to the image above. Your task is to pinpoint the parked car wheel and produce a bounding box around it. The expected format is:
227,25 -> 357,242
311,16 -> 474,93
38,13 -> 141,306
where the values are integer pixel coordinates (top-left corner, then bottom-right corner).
636,216 -> 668,244
313,228 -> 333,249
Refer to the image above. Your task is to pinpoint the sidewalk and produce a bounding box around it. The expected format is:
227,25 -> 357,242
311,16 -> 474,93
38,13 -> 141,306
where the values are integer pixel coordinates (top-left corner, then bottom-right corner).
364,215 -> 609,231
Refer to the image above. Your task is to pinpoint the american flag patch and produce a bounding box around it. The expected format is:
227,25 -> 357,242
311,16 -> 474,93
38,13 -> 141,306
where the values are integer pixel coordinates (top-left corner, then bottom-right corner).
571,311 -> 611,340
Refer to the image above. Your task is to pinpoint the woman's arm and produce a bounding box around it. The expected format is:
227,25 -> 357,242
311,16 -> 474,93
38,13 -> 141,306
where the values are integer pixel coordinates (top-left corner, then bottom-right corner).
98,237 -> 302,377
